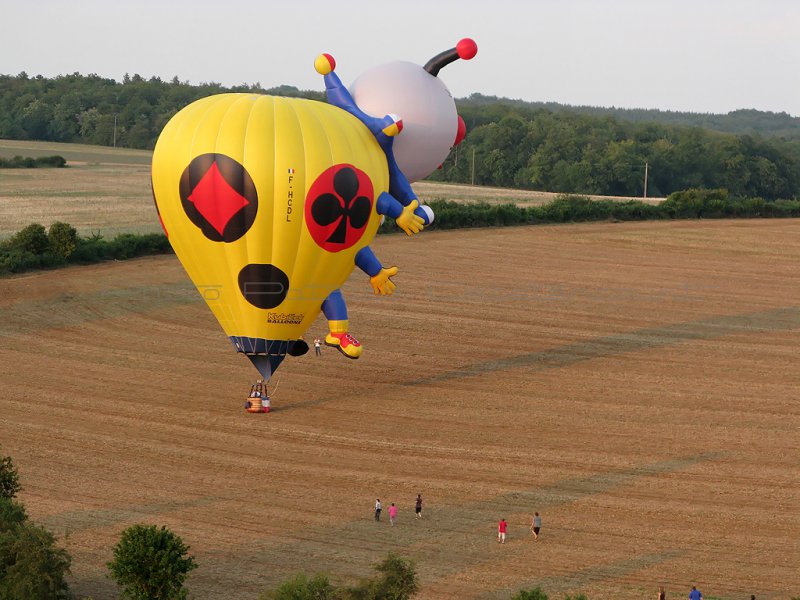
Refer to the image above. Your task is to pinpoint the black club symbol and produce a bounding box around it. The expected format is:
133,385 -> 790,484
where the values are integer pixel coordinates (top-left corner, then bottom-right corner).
310,167 -> 371,244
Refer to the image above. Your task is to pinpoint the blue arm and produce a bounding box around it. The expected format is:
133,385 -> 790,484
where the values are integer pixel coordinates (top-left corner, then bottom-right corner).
323,70 -> 390,136
355,246 -> 383,277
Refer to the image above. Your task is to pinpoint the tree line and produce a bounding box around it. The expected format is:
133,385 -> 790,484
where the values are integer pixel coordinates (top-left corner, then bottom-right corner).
460,94 -> 800,139
434,105 -> 800,199
0,72 -> 322,150
1,72 -> 799,199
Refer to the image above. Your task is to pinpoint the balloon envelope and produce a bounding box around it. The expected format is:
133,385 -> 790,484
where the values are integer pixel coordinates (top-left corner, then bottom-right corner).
152,94 -> 388,366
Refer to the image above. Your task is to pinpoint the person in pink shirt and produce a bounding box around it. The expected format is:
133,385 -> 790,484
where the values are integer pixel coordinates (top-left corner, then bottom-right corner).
497,518 -> 508,543
388,502 -> 398,526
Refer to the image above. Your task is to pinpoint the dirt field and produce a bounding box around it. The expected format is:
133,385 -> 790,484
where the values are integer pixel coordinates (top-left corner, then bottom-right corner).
2,220 -> 799,599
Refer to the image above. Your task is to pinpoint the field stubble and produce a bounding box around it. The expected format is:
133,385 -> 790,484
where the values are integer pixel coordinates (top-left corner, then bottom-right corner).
1,219 -> 798,599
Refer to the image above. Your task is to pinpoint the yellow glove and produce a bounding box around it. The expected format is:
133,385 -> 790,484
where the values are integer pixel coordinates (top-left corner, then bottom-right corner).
369,266 -> 399,295
395,200 -> 425,236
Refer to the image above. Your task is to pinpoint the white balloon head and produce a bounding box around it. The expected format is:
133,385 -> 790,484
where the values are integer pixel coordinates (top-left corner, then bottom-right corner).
349,38 -> 477,183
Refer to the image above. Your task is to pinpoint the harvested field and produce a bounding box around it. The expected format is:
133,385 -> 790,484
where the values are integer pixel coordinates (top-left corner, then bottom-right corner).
0,139 -> 660,239
0,140 -> 155,238
2,219 -> 798,599
414,181 -> 664,206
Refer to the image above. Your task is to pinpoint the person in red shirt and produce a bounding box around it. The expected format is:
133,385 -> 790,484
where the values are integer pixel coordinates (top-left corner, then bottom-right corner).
497,518 -> 508,544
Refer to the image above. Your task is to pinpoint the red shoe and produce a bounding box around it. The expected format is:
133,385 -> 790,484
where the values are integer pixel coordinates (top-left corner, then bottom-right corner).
325,331 -> 362,359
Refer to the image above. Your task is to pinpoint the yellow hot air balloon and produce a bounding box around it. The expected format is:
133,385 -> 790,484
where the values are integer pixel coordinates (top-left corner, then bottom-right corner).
152,92 -> 399,380
152,40 -> 476,393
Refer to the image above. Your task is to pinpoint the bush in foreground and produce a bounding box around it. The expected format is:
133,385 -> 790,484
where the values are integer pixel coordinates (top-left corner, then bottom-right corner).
346,553 -> 418,600
511,590 -> 588,600
107,524 -> 197,600
511,587 -> 549,600
263,573 -> 338,600
0,498 -> 72,600
0,455 -> 21,500
263,553 -> 418,600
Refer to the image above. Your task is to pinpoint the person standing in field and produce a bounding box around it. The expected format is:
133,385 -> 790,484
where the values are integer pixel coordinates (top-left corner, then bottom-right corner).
531,511 -> 541,540
388,502 -> 397,526
497,518 -> 508,544
658,586 -> 666,600
415,494 -> 422,518
688,586 -> 702,600
314,337 -> 322,356
374,499 -> 382,522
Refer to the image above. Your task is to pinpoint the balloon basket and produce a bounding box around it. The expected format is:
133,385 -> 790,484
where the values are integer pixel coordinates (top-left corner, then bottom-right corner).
245,400 -> 269,414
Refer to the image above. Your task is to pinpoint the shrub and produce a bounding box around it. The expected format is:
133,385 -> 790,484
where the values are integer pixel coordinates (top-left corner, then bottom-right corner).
0,155 -> 66,168
0,248 -> 49,275
0,498 -> 28,532
48,222 -> 78,259
0,455 -> 21,500
265,553 -> 418,600
34,155 -> 67,168
260,573 -> 338,600
107,524 -> 198,600
7,223 -> 50,255
0,518 -> 72,599
346,553 -> 418,600
660,188 -> 729,218
511,587 -> 549,600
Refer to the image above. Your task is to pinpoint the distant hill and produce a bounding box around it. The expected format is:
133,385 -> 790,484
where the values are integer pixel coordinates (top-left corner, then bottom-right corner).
457,94 -> 800,140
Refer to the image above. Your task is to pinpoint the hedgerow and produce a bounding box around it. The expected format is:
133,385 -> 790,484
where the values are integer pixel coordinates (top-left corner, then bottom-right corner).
0,155 -> 67,168
3,189 -> 799,276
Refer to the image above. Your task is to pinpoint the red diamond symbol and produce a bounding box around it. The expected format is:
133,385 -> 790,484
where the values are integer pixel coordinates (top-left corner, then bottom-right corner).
188,161 -> 249,236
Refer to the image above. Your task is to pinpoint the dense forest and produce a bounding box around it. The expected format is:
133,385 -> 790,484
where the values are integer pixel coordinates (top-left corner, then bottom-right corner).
459,93 -> 800,139
1,72 -> 799,199
435,106 -> 800,198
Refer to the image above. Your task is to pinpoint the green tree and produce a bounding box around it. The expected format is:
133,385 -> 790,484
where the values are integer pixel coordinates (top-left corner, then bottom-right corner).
7,224 -> 50,255
0,456 -> 21,500
260,573 -> 338,600
0,498 -> 28,532
0,506 -> 72,600
346,553 -> 418,600
48,222 -> 78,259
107,524 -> 198,600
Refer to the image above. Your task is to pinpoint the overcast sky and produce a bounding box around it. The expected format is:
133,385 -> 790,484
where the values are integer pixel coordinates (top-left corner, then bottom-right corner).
3,0 -> 799,116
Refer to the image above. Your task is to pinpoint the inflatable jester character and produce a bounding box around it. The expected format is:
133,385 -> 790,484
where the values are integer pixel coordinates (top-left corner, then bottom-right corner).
150,38 -> 477,385
315,38 -> 478,359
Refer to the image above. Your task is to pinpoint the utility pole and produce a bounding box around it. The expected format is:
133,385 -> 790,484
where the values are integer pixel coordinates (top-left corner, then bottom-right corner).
113,114 -> 117,149
643,161 -> 649,199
